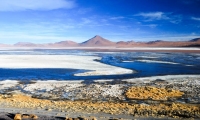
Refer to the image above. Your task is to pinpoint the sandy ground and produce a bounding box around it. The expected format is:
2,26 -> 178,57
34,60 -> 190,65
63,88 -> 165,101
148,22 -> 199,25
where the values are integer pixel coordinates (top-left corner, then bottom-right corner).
0,108 -> 137,120
0,55 -> 133,76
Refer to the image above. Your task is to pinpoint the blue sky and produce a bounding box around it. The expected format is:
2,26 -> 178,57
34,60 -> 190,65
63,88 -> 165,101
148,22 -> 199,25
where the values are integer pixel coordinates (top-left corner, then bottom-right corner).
0,0 -> 200,44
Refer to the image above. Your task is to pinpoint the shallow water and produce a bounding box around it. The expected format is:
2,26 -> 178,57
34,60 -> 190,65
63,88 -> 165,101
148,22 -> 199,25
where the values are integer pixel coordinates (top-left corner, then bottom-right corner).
100,52 -> 200,75
0,49 -> 200,80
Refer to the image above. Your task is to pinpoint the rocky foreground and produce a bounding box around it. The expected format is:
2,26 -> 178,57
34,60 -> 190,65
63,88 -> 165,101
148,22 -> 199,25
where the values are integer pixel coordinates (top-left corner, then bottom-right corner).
0,94 -> 199,120
0,75 -> 200,119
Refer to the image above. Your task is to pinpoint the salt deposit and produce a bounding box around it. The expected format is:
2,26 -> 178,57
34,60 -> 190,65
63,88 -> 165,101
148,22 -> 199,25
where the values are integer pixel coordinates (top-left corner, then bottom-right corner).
122,61 -> 134,62
118,47 -> 200,50
138,56 -> 158,59
93,79 -> 113,82
0,80 -> 18,89
123,75 -> 200,82
0,55 -> 133,76
23,81 -> 84,93
99,84 -> 123,97
136,60 -> 180,64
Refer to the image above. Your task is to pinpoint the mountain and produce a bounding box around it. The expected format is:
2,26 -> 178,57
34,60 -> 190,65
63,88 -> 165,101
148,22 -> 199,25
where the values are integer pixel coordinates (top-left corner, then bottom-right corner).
13,41 -> 78,48
116,40 -> 135,46
14,42 -> 43,47
189,38 -> 200,42
116,41 -> 129,46
142,41 -> 188,47
117,38 -> 200,47
50,40 -> 78,47
184,38 -> 200,47
147,40 -> 164,44
3,36 -> 200,48
143,39 -> 200,47
80,35 -> 116,46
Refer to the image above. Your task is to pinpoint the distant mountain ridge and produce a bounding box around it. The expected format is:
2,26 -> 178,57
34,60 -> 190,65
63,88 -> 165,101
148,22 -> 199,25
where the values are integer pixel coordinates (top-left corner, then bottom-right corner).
1,35 -> 200,48
52,40 -> 78,47
190,38 -> 200,42
14,42 -> 43,47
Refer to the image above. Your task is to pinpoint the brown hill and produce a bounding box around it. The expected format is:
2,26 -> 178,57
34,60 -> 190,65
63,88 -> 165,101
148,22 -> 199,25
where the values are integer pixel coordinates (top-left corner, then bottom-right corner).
116,40 -> 151,47
80,35 -> 116,46
143,38 -> 200,47
116,38 -> 200,47
50,40 -> 78,47
184,38 -> 200,47
190,38 -> 200,42
116,41 -> 129,46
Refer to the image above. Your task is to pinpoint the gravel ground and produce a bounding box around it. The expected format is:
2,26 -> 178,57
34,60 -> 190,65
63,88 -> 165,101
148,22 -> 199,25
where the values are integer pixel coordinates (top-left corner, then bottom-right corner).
0,75 -> 199,119
2,75 -> 198,103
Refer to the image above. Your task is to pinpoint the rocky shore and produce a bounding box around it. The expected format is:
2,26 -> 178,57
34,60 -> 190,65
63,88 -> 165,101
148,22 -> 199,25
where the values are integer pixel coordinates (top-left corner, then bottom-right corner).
0,75 -> 200,119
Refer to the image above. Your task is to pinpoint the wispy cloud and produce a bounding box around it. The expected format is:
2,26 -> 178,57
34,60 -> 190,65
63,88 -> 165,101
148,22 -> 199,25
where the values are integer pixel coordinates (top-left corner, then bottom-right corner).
109,16 -> 125,20
0,0 -> 76,11
77,18 -> 96,27
77,17 -> 113,28
135,12 -> 182,24
142,24 -> 158,28
81,18 -> 93,24
136,22 -> 158,28
135,12 -> 169,21
169,15 -> 182,24
191,17 -> 200,21
76,8 -> 92,14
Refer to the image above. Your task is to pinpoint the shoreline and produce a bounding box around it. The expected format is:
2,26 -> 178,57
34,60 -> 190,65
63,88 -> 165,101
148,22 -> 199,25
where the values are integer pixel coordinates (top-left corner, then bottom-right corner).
0,47 -> 200,53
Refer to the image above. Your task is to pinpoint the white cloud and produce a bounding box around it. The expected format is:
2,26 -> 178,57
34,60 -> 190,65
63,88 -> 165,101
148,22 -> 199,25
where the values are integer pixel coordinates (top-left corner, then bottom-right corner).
77,17 -> 112,27
143,24 -> 158,28
169,15 -> 182,24
110,16 -> 125,20
191,17 -> 200,21
135,12 -> 182,24
81,18 -> 93,24
135,12 -> 168,20
0,0 -> 75,11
